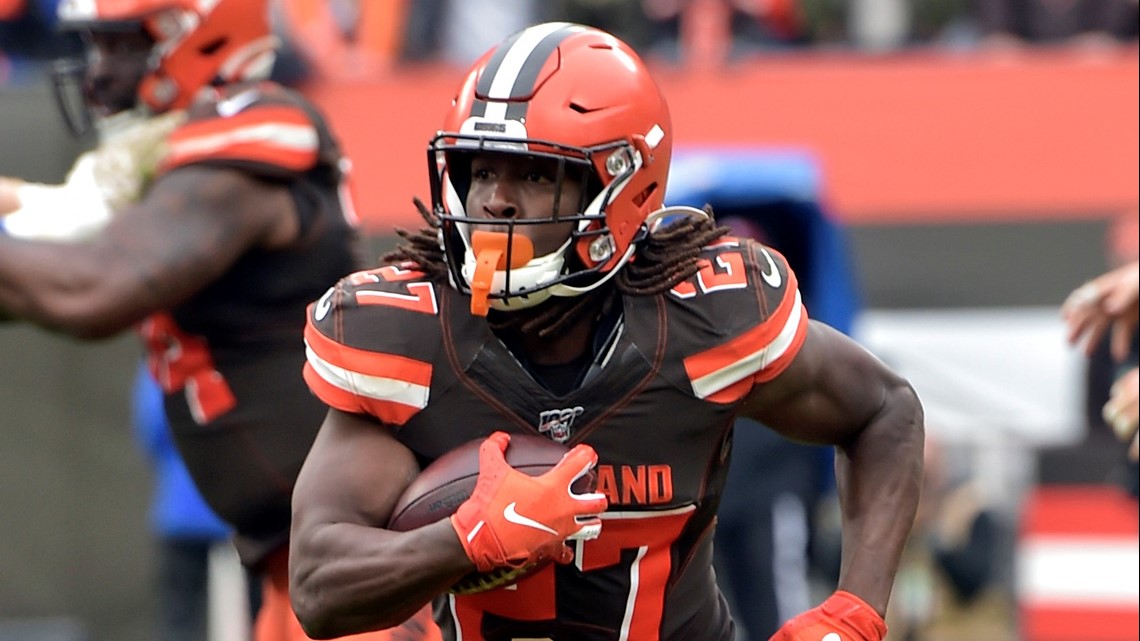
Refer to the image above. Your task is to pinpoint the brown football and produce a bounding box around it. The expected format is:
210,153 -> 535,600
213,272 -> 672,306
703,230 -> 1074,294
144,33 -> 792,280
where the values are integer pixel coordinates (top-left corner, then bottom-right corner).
387,432 -> 596,594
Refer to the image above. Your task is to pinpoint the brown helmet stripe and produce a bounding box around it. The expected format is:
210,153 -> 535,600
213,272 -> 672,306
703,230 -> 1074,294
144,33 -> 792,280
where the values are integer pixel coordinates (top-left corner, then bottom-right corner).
469,22 -> 583,123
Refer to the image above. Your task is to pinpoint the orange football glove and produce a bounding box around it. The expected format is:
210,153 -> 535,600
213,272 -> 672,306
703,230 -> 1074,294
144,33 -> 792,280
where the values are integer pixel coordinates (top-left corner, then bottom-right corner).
770,591 -> 887,641
450,431 -> 608,572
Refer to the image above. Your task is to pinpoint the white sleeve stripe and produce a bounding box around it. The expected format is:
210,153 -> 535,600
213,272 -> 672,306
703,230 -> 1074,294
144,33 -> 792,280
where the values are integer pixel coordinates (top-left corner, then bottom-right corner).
690,290 -> 803,399
169,123 -> 318,157
305,345 -> 430,410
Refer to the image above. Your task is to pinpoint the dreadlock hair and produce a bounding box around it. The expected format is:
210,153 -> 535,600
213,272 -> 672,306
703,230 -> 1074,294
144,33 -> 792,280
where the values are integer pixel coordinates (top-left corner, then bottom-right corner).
382,197 -> 448,281
617,204 -> 729,295
382,200 -> 730,339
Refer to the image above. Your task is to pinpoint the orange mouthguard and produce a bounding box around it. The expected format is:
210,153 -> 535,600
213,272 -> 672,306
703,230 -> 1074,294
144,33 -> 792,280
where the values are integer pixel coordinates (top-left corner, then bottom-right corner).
469,231 -> 535,317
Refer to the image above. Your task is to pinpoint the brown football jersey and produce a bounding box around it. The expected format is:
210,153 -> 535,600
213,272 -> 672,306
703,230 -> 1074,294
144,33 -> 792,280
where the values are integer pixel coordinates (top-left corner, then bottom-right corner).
305,236 -> 808,640
139,80 -> 362,565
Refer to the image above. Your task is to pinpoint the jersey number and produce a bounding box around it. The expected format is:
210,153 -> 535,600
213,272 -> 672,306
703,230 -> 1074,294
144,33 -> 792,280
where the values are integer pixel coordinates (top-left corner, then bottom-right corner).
450,507 -> 694,640
348,265 -> 439,315
669,251 -> 748,299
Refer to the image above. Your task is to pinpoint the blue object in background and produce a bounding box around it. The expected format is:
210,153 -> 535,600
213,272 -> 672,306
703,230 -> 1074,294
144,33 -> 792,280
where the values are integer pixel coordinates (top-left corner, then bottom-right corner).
667,147 -> 861,334
0,0 -> 82,85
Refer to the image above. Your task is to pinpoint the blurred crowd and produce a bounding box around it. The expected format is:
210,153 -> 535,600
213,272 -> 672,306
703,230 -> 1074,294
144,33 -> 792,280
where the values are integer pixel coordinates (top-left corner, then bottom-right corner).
3,0 -> 1138,86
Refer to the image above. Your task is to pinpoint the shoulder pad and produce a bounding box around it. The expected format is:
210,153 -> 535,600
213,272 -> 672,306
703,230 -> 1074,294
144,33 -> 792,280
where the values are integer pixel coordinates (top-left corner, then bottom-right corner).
303,264 -> 443,425
668,237 -> 809,401
159,83 -> 319,177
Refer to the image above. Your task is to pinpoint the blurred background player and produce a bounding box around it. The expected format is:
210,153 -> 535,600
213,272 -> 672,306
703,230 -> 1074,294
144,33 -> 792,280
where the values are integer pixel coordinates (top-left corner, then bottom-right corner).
0,0 -> 437,639
2,17 -> 246,640
2,196 -> 262,641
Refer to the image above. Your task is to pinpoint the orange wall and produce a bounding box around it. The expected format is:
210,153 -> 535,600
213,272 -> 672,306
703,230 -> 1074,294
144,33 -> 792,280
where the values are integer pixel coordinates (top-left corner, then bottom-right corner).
304,49 -> 1139,232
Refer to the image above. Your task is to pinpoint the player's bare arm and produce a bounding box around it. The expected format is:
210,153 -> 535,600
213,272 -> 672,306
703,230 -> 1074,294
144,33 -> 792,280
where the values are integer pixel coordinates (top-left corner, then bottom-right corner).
739,321 -> 924,616
290,408 -> 473,638
0,165 -> 296,337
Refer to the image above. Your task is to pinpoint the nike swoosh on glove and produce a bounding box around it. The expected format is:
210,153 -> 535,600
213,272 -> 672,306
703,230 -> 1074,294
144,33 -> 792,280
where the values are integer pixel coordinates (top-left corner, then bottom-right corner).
450,431 -> 609,572
769,590 -> 888,641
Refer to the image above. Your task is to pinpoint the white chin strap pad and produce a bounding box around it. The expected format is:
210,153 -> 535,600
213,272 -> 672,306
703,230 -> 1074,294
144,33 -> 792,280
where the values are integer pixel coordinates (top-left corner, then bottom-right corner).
459,231 -> 572,311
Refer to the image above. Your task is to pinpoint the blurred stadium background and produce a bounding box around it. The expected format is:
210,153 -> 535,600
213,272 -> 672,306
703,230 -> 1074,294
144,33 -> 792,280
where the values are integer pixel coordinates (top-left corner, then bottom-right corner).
2,1 -> 1137,640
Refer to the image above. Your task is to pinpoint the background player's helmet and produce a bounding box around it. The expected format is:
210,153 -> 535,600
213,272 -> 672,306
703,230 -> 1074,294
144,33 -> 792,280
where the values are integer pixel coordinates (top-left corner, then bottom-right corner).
55,0 -> 276,119
428,22 -> 673,313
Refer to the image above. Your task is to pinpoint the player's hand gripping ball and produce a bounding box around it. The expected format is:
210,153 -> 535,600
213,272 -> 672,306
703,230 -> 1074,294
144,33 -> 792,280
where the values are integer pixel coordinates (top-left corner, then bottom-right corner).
387,431 -> 606,594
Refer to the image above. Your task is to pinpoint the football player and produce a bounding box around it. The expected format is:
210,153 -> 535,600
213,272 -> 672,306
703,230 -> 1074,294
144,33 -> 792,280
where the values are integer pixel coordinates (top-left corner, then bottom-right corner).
291,22 -> 924,641
0,1 -> 436,639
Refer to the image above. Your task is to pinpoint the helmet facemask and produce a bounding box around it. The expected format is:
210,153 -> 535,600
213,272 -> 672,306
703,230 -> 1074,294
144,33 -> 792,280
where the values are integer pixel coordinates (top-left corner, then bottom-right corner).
52,23 -> 155,137
425,22 -> 674,317
52,0 -> 277,137
429,132 -> 643,316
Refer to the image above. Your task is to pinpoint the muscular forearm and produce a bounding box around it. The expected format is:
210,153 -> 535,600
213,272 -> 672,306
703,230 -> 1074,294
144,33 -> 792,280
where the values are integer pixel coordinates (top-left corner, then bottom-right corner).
1,175 -> 122,333
0,235 -> 140,337
291,518 -> 472,638
834,381 -> 924,615
0,238 -> 39,324
0,237 -> 80,333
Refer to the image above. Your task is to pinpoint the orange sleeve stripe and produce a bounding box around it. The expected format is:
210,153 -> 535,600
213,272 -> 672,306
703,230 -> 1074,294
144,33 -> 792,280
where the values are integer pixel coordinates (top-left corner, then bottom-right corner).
303,363 -> 421,425
161,105 -> 319,172
169,105 -> 311,142
683,268 -> 801,381
752,303 -> 808,384
303,316 -> 432,426
304,321 -> 432,385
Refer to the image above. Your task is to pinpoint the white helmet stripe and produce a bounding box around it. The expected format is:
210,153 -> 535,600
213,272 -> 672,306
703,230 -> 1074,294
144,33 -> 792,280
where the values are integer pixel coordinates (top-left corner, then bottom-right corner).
472,22 -> 581,122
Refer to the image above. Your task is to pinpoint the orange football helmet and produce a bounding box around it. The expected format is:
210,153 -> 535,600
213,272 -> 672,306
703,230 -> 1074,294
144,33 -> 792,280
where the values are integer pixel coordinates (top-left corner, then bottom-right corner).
428,22 -> 674,313
56,0 -> 276,114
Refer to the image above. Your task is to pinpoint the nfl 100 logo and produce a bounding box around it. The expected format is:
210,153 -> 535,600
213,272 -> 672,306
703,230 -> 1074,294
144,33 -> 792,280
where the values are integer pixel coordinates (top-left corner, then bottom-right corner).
538,406 -> 584,442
